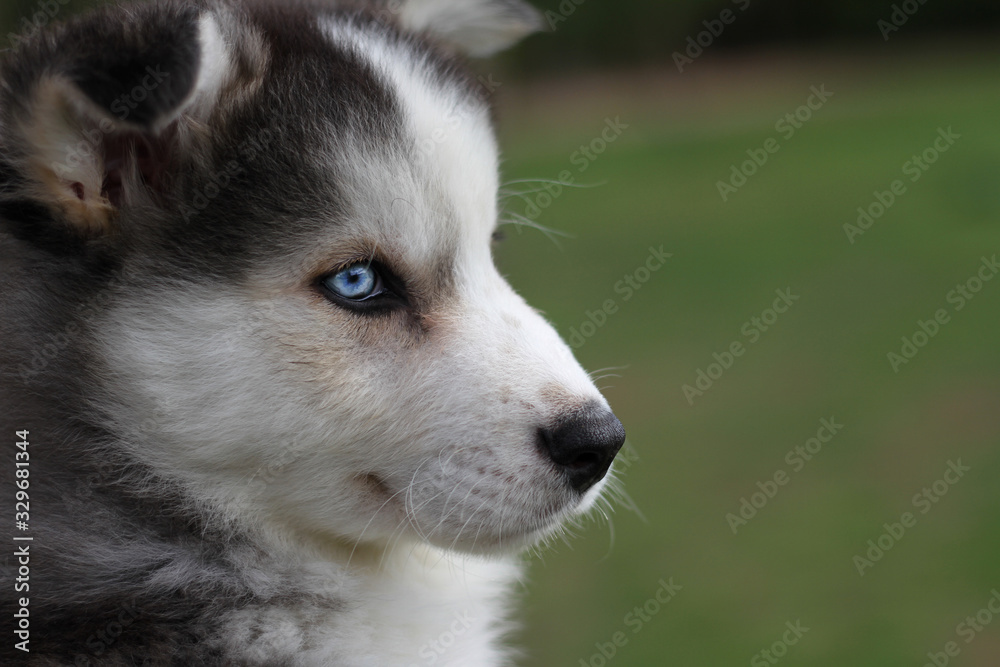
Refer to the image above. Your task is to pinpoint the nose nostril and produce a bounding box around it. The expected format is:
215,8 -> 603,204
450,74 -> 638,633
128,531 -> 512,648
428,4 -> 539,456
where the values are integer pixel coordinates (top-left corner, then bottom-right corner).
537,405 -> 626,493
566,451 -> 601,471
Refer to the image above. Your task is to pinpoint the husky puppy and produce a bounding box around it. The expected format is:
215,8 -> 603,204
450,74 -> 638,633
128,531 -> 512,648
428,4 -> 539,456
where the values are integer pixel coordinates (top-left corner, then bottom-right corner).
0,0 -> 626,664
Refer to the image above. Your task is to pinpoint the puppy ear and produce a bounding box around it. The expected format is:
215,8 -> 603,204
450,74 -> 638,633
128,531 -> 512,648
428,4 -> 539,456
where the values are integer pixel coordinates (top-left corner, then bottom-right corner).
0,4 -> 233,244
397,0 -> 545,57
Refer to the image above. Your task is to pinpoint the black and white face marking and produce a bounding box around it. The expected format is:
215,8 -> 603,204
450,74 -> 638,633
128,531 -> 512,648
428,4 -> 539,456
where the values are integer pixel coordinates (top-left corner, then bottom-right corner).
1,0 -> 624,558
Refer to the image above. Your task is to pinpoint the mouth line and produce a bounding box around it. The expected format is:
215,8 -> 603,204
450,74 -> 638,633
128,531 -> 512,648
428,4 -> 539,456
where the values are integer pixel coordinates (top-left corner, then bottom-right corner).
359,473 -> 394,499
476,517 -> 571,552
464,497 -> 575,544
356,470 -> 583,548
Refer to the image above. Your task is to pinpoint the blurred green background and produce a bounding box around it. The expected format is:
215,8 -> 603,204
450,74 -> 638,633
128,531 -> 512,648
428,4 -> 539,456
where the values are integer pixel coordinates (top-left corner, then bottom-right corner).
491,3 -> 1000,666
497,50 -> 1000,665
5,1 -> 1000,665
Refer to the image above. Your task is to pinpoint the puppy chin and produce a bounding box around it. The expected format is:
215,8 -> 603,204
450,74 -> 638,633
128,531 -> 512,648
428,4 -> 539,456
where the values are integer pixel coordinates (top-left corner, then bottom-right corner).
424,501 -> 585,556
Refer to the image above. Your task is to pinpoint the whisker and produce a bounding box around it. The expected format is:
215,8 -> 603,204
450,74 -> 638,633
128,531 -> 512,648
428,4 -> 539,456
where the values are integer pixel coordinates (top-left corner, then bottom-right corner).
587,366 -> 629,381
499,212 -> 571,249
500,177 -> 604,190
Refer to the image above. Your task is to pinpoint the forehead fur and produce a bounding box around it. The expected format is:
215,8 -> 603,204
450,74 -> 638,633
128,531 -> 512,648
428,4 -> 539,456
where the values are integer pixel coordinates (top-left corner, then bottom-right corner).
164,1 -> 500,278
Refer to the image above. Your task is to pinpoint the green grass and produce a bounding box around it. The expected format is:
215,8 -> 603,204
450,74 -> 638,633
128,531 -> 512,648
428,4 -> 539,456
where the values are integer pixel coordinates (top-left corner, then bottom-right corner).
493,48 -> 1000,666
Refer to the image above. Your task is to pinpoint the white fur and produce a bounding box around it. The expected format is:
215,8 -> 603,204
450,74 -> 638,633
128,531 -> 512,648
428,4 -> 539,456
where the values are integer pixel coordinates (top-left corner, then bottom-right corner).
90,11 -> 608,665
183,13 -> 235,122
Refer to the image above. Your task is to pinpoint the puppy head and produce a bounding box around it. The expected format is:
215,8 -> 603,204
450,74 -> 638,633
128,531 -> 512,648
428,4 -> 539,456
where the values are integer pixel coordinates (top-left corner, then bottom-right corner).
0,0 -> 625,555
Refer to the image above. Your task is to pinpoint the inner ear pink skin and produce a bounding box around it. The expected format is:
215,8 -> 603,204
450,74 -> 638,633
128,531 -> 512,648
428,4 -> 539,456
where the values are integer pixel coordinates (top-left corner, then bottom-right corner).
100,130 -> 174,207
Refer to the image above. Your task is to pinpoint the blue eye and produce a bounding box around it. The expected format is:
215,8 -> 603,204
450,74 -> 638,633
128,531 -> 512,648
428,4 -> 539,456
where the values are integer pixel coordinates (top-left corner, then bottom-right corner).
323,263 -> 380,301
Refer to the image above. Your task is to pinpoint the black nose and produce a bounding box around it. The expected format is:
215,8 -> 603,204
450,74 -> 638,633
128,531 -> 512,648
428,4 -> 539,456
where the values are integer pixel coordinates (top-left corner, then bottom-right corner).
539,405 -> 626,493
